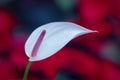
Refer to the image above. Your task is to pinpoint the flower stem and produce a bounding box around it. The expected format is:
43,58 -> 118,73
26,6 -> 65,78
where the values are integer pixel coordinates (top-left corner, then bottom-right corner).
23,61 -> 32,80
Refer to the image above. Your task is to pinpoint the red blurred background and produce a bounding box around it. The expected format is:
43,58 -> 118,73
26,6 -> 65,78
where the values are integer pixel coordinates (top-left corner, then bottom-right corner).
0,0 -> 119,80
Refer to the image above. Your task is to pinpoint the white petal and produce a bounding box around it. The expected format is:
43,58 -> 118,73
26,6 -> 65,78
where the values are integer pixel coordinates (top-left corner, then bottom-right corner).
25,22 -> 96,61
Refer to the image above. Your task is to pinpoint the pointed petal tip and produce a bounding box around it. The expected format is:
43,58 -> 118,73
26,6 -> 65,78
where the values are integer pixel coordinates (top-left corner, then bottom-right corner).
87,30 -> 98,33
92,30 -> 98,33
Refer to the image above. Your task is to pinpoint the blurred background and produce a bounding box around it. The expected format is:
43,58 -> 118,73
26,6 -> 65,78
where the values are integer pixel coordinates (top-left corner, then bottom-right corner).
0,0 -> 120,80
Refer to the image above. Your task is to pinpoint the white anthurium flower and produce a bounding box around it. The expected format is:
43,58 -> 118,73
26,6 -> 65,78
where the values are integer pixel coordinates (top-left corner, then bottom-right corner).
25,22 -> 96,61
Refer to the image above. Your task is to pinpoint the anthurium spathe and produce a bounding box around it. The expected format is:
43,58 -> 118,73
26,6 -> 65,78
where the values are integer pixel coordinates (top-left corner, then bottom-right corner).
25,22 -> 96,61
23,22 -> 96,80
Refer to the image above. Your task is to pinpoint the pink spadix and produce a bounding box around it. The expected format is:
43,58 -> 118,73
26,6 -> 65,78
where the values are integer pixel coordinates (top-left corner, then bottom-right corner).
31,30 -> 46,57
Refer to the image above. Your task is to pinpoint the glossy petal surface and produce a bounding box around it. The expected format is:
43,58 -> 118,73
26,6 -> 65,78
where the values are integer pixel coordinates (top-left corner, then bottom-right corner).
25,22 -> 95,61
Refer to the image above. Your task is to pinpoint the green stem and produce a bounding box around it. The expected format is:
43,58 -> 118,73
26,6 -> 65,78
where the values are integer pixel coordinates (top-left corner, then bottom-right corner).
23,61 -> 32,80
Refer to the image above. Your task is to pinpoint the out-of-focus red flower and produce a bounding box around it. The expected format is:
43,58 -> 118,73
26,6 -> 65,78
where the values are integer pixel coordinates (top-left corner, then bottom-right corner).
112,0 -> 120,20
0,8 -> 21,80
0,8 -> 18,53
10,34 -> 28,69
0,8 -> 17,32
78,0 -> 112,24
0,60 -> 19,80
62,48 -> 99,78
98,59 -> 120,80
85,59 -> 120,80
